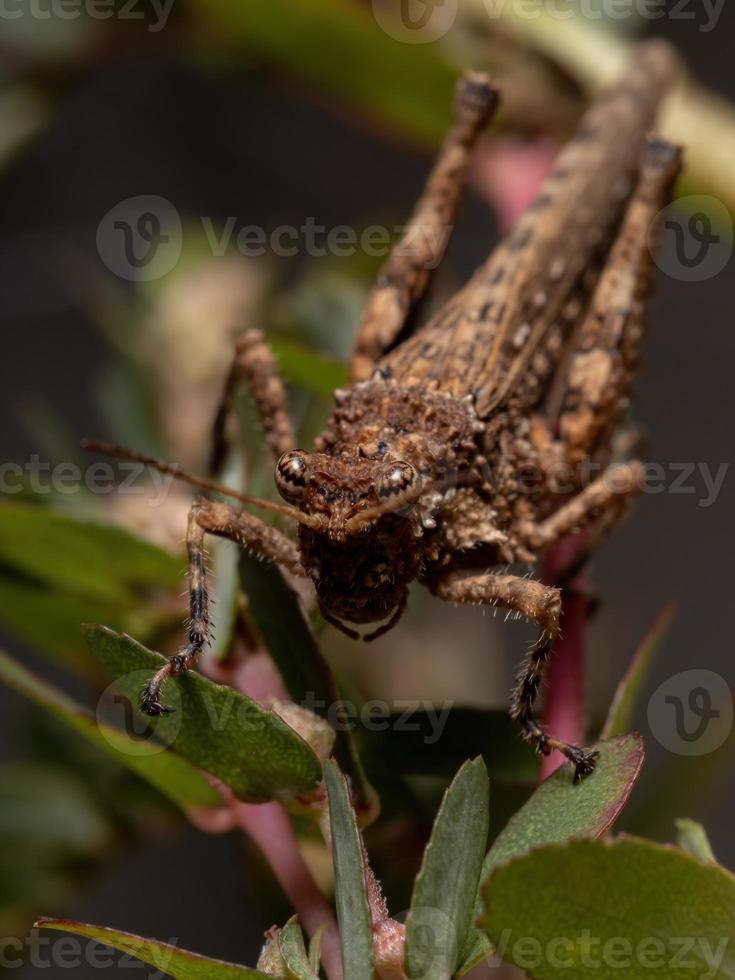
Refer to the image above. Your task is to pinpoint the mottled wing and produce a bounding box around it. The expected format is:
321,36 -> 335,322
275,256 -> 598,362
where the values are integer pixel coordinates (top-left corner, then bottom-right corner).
381,42 -> 677,420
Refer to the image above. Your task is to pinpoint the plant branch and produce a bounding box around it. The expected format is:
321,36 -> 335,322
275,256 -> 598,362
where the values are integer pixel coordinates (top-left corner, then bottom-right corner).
235,801 -> 343,980
540,536 -> 594,780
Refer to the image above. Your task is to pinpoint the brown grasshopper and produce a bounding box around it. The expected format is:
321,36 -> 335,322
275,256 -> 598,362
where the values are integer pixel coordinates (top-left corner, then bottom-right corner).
91,40 -> 682,781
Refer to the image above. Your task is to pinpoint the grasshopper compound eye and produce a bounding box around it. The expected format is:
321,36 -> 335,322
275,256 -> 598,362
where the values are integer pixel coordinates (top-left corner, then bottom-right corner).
275,450 -> 310,503
378,461 -> 418,501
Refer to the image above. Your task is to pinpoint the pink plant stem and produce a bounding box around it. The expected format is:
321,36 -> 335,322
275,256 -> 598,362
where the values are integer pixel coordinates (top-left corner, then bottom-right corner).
538,583 -> 587,779
205,647 -> 343,978
539,535 -> 591,779
235,801 -> 343,980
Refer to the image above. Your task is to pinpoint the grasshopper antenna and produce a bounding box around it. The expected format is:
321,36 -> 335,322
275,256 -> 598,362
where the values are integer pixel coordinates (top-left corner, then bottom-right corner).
80,439 -> 320,528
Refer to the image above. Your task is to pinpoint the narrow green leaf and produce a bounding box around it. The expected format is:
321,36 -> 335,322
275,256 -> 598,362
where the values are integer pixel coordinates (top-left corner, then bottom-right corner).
324,760 -> 374,980
239,552 -> 375,815
675,818 -> 716,864
0,763 -> 110,854
279,917 -> 319,980
0,503 -> 180,603
625,707 -> 734,841
270,338 -> 348,398
282,271 -> 366,361
481,837 -> 735,978
188,0 -> 456,145
20,398 -> 82,467
406,758 -> 489,979
361,707 -> 537,783
459,735 -> 645,975
0,85 -> 48,172
0,570 -> 122,670
85,626 -> 322,803
35,919 -> 271,979
602,604 -> 675,739
0,648 -> 221,810
209,538 -> 240,661
238,553 -> 335,716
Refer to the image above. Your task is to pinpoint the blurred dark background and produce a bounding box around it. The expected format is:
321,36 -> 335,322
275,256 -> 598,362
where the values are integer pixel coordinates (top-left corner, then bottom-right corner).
0,1 -> 733,974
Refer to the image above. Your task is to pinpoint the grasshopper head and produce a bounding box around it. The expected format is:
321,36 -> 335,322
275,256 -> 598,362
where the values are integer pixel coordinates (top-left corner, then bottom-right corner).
274,449 -> 423,637
274,449 -> 422,537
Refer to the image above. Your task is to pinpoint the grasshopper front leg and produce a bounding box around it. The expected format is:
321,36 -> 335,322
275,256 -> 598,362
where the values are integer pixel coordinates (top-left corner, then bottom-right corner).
142,498 -> 304,715
430,570 -> 599,781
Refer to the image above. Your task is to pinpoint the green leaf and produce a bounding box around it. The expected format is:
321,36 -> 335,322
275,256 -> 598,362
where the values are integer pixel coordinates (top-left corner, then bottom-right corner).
282,271 -> 366,361
324,760 -> 374,980
406,758 -> 489,979
188,0 -> 456,145
85,626 -> 322,803
481,837 -> 735,978
459,735 -> 645,975
239,552 -> 375,816
361,707 -> 538,784
209,538 -> 241,661
0,85 -> 49,172
35,919 -> 271,979
279,917 -> 319,980
238,552 -> 336,717
629,740 -> 733,843
483,735 -> 644,875
0,647 -> 221,810
602,604 -> 675,739
271,338 -> 348,398
0,762 -> 110,854
0,503 -> 180,603
0,570 -> 123,670
675,818 -> 716,864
